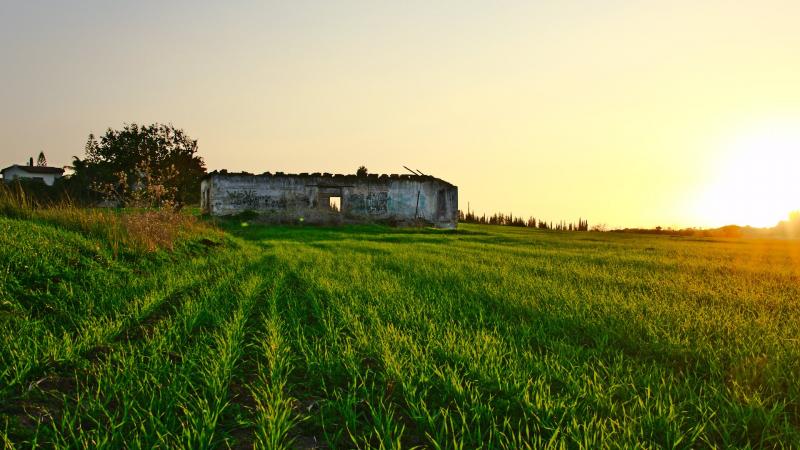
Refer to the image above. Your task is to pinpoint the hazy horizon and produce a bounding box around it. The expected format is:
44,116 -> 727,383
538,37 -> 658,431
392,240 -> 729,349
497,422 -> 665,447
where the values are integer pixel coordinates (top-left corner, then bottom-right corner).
2,1 -> 799,229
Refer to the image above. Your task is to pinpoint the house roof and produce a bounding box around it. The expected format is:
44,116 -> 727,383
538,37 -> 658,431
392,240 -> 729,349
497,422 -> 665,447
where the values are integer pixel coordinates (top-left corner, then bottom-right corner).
1,164 -> 65,175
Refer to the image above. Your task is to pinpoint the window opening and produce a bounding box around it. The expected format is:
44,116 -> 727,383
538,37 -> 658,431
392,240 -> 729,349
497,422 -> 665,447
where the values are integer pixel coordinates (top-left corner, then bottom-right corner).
329,196 -> 341,212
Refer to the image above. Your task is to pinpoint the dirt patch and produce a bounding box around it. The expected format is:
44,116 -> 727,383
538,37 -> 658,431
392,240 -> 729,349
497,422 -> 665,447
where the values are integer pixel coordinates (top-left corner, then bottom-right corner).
292,435 -> 327,449
33,375 -> 77,394
229,380 -> 258,410
1,395 -> 65,441
200,238 -> 222,247
227,425 -> 256,449
84,344 -> 114,362
293,397 -> 321,414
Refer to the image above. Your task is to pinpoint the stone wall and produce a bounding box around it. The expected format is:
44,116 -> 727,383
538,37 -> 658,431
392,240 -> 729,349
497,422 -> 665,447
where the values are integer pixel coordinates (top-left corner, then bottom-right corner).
201,172 -> 458,229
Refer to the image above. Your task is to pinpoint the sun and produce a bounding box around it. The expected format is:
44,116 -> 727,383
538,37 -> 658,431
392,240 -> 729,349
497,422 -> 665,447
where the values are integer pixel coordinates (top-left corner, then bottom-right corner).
694,120 -> 800,228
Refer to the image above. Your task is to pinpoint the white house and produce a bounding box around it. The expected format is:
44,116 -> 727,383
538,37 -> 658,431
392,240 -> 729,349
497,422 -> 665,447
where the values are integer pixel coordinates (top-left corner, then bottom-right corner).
1,160 -> 65,186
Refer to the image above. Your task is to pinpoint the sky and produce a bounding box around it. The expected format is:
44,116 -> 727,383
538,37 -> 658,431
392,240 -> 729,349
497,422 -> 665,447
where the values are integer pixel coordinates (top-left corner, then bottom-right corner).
2,0 -> 799,228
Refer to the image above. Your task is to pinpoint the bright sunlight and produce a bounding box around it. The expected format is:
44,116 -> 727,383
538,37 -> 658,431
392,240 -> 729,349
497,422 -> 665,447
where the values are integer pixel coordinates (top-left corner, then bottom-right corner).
694,120 -> 800,228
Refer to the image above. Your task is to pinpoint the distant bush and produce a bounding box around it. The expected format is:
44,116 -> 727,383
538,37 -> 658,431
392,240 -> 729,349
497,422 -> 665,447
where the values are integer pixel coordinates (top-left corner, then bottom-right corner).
459,209 -> 589,231
612,223 -> 800,239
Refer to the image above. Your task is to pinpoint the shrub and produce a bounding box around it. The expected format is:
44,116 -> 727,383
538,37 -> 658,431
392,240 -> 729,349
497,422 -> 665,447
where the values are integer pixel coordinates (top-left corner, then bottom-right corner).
0,183 -> 217,256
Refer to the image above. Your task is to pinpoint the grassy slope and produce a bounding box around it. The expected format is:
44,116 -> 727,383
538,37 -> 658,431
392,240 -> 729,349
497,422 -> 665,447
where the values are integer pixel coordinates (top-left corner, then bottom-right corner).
2,219 -> 799,448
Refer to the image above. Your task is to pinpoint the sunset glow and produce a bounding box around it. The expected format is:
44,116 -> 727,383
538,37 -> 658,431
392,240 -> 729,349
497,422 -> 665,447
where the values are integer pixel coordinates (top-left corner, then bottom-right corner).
693,119 -> 800,227
2,1 -> 800,228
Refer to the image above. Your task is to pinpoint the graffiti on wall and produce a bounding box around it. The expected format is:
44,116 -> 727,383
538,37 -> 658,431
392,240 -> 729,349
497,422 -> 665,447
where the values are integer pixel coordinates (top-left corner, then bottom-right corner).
227,190 -> 309,210
367,192 -> 388,214
347,191 -> 388,215
227,190 -> 263,208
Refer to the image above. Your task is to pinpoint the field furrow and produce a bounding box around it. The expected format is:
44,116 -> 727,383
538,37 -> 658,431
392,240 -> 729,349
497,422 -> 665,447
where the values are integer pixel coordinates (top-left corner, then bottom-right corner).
0,244 -> 241,401
177,273 -> 266,449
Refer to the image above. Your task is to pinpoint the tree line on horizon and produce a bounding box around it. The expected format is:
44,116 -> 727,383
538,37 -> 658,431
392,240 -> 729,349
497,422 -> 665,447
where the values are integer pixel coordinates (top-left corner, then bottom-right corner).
614,214 -> 800,239
459,210 -> 589,231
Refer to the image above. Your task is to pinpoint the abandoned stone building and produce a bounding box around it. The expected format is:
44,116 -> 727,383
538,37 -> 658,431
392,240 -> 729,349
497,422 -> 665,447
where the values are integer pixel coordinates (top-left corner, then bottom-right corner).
201,171 -> 458,229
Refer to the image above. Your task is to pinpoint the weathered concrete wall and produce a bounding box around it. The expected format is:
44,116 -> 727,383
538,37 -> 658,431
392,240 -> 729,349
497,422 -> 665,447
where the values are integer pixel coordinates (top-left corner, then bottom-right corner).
201,172 -> 458,228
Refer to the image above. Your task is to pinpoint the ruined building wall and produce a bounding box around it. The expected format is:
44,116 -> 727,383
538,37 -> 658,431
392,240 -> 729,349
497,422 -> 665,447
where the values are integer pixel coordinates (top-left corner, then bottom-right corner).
201,172 -> 458,229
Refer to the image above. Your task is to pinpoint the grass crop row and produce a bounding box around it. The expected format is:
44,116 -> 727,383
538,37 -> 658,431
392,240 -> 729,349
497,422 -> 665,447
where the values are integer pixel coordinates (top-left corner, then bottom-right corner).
3,212 -> 800,448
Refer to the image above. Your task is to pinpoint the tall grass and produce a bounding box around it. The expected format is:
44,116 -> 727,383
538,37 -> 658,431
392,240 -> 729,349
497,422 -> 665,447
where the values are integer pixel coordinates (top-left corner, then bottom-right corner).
0,183 -> 214,255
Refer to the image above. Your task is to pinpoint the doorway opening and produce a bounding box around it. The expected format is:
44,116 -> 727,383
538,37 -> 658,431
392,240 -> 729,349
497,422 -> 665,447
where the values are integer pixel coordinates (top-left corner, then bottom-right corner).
329,196 -> 341,212
318,187 -> 343,213
436,189 -> 447,218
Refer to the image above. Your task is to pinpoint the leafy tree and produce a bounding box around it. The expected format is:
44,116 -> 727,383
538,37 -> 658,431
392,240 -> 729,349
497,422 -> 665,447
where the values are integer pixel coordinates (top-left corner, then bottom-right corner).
63,155 -> 93,201
356,166 -> 368,177
73,123 -> 206,207
36,151 -> 47,167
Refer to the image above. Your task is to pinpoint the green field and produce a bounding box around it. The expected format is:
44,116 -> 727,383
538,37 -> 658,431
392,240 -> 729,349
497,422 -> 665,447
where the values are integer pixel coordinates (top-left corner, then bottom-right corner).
2,213 -> 799,448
